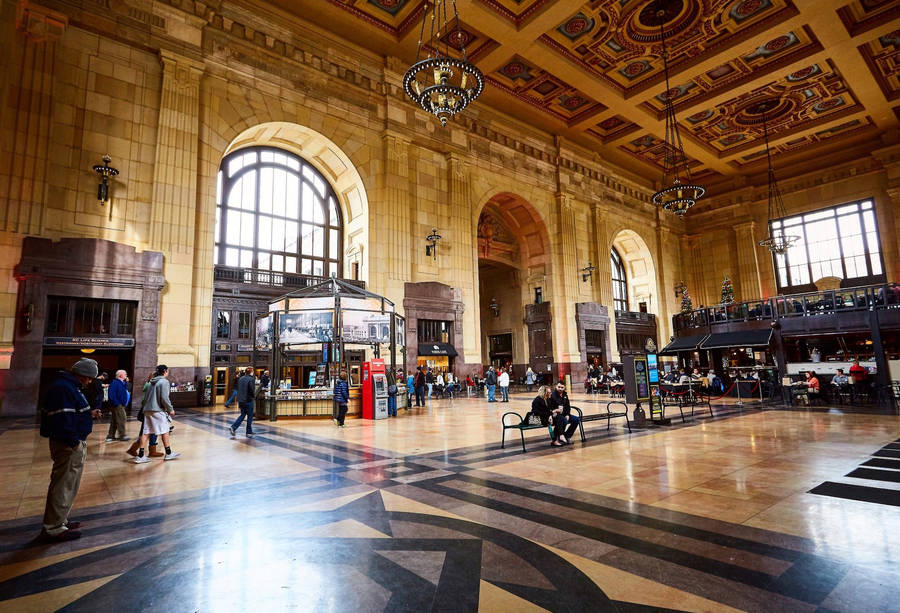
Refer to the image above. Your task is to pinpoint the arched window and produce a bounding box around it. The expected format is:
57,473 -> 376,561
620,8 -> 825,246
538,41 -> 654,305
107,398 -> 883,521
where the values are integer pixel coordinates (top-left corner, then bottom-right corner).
611,247 -> 628,312
214,147 -> 343,277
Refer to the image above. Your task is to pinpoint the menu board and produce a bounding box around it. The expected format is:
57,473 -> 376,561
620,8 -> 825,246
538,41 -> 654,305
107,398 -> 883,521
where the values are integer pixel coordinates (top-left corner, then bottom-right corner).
633,357 -> 650,401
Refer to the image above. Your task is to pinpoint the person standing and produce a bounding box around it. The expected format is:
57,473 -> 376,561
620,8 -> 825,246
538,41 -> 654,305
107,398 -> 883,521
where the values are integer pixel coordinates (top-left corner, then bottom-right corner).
387,372 -> 398,417
445,371 -> 455,398
485,366 -> 498,402
334,370 -> 350,427
414,367 -> 426,407
39,358 -> 102,542
498,367 -> 510,402
105,369 -> 130,442
525,367 -> 535,393
406,371 -> 415,407
435,371 -> 444,399
426,368 -> 435,400
133,365 -> 180,463
228,366 -> 256,437
849,359 -> 868,402
258,370 -> 270,398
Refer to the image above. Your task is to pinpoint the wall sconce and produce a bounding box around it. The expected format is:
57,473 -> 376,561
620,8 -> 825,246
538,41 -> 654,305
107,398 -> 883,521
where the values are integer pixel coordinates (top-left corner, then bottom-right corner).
92,154 -> 119,206
489,297 -> 500,317
674,280 -> 687,298
21,303 -> 34,332
425,228 -> 442,260
581,262 -> 595,284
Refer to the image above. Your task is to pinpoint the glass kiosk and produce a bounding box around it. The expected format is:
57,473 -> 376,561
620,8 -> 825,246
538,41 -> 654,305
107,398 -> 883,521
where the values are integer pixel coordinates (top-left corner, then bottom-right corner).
256,277 -> 406,420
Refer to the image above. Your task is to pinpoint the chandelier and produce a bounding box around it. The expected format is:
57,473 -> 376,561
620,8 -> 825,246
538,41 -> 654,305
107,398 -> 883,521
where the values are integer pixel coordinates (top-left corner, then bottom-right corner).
403,0 -> 484,126
751,100 -> 799,255
648,1 -> 704,216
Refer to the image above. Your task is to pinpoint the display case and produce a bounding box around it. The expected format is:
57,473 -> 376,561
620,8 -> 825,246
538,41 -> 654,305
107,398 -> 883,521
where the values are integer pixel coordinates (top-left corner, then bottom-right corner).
264,386 -> 362,417
169,381 -> 199,408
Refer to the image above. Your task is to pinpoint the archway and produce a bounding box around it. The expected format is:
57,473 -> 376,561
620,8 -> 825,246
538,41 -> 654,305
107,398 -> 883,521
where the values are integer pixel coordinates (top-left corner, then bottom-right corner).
610,229 -> 659,356
476,193 -> 551,382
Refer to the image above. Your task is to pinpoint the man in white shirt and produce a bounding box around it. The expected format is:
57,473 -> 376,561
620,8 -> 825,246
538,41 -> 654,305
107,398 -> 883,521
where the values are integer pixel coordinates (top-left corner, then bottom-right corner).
498,368 -> 510,402
445,372 -> 454,398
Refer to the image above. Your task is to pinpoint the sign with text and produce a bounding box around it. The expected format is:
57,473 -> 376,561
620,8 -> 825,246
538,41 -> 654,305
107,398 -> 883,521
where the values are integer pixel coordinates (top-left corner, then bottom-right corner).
44,337 -> 135,348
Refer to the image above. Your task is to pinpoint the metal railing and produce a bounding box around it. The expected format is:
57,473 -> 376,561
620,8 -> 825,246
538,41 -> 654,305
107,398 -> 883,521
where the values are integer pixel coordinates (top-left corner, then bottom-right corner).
614,310 -> 657,322
673,282 -> 900,331
214,266 -> 365,290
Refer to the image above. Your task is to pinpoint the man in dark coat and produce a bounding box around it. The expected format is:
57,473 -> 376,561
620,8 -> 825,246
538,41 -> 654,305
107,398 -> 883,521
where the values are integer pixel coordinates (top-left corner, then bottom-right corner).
39,358 -> 101,541
229,367 -> 256,438
549,381 -> 581,444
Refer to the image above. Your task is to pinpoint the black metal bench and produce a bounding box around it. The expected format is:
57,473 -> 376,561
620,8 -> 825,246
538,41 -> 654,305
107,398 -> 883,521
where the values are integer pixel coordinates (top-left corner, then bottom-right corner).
501,412 -> 554,452
573,402 -> 631,440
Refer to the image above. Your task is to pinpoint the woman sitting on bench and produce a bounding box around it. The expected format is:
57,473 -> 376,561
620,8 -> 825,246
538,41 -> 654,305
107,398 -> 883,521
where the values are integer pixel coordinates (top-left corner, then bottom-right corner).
531,385 -> 569,446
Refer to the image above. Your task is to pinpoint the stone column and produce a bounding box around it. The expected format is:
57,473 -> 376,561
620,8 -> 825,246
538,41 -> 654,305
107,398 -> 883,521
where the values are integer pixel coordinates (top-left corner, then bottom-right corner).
733,221 -> 763,301
149,50 -> 204,370
379,132 -> 412,303
592,199 -> 618,363
445,152 -> 480,370
551,192 -> 581,375
680,234 -> 704,306
0,2 -> 66,235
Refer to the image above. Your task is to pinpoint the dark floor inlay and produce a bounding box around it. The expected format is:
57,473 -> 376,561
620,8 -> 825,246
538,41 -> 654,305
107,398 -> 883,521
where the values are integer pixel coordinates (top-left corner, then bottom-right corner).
846,467 -> 900,483
808,482 -> 900,507
873,449 -> 900,459
860,458 -> 900,469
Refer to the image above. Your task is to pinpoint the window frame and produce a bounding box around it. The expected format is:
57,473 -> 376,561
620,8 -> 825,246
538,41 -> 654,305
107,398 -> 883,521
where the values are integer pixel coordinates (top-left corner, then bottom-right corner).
769,198 -> 886,293
610,246 -> 628,312
214,147 -> 344,278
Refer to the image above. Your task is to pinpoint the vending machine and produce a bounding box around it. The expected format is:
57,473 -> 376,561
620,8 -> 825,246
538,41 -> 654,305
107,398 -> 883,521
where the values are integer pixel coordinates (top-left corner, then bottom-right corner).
361,359 -> 389,419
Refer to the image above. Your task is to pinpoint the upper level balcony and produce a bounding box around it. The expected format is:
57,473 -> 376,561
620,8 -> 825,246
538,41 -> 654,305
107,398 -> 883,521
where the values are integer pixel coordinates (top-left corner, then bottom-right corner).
213,265 -> 366,293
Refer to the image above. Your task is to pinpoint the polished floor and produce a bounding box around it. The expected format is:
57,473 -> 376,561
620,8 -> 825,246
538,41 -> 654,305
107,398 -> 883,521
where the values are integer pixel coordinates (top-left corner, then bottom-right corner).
1,392 -> 898,612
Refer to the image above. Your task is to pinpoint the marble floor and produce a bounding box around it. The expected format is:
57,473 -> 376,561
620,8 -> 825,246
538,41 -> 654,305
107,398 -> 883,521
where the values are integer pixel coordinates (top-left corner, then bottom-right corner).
1,393 -> 899,612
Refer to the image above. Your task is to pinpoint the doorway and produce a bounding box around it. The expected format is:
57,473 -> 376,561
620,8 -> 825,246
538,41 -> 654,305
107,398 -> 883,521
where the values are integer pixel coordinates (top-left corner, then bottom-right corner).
40,349 -> 134,408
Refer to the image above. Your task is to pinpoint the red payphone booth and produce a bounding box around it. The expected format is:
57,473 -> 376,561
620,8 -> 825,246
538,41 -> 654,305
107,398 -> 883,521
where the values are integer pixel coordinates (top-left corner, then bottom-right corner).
361,359 -> 389,419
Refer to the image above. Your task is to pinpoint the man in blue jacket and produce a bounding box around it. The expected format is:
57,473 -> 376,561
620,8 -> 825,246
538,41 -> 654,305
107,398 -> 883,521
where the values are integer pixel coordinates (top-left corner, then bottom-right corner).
105,369 -> 130,442
39,358 -> 101,542
229,366 -> 256,438
334,370 -> 350,427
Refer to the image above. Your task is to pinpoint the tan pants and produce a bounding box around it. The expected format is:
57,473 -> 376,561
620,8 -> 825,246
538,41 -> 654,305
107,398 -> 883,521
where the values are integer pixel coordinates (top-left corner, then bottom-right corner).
106,405 -> 127,439
42,439 -> 86,535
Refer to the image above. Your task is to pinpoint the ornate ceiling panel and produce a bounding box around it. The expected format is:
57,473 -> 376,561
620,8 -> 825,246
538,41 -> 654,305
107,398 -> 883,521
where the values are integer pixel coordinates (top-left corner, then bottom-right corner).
837,0 -> 900,37
297,0 -> 899,184
540,0 -> 799,97
681,61 -> 861,155
859,30 -> 900,102
422,20 -> 500,62
489,56 -> 607,126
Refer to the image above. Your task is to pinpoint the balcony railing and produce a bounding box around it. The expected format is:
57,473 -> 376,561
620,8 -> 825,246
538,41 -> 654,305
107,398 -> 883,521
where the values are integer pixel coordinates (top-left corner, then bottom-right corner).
615,310 -> 657,323
673,282 -> 900,332
214,266 -> 365,290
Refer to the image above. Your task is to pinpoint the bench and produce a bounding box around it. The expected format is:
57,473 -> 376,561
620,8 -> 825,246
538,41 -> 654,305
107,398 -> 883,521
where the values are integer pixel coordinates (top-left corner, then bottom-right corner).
573,402 -> 631,440
501,412 -> 555,453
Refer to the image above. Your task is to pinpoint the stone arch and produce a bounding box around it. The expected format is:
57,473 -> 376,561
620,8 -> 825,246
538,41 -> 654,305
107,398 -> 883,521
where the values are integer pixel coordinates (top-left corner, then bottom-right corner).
610,228 -> 659,315
216,121 -> 370,280
474,192 -> 551,271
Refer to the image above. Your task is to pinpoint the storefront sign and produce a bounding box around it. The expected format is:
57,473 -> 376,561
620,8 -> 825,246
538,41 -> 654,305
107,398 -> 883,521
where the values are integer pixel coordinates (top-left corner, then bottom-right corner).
237,344 -> 254,352
215,343 -> 231,352
44,337 -> 135,348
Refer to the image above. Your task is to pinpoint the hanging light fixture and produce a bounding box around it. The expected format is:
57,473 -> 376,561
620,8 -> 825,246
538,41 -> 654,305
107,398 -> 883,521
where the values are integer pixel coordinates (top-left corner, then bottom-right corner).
403,0 -> 484,127
648,1 -> 704,216
750,99 -> 799,255
425,228 -> 442,260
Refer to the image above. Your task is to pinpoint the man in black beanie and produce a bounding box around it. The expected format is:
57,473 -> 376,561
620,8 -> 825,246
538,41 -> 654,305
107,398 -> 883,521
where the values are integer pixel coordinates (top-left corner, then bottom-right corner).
39,358 -> 101,542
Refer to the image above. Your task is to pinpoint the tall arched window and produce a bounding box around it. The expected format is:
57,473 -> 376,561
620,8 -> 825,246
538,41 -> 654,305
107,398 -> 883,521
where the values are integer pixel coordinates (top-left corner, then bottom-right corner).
611,247 -> 628,312
215,147 -> 343,277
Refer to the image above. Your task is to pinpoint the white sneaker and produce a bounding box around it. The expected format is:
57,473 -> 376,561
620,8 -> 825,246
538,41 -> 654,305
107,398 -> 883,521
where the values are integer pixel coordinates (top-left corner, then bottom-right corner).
133,456 -> 150,464
229,426 -> 235,436
558,436 -> 568,444
105,437 -> 115,442
164,452 -> 181,460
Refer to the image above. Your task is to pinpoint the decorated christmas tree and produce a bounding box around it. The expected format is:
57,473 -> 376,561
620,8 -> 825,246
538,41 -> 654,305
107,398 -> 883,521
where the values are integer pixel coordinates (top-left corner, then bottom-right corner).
720,276 -> 735,305
680,287 -> 693,313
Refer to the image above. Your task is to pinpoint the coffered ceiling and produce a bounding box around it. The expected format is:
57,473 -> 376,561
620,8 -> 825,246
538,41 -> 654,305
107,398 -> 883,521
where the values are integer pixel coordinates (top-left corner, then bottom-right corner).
268,0 -> 900,194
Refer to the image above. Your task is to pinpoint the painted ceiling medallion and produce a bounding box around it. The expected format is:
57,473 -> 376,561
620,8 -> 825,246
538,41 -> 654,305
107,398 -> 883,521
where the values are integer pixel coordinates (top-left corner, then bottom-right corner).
403,0 -> 484,126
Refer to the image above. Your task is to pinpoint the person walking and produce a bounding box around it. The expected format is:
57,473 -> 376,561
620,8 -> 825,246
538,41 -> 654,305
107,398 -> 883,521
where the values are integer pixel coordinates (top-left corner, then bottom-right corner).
406,371 -> 415,408
132,365 -> 180,463
105,369 -> 130,442
223,369 -> 241,408
334,370 -> 350,427
229,366 -> 257,438
485,366 -> 498,402
127,373 -> 163,458
38,358 -> 102,542
499,367 -> 510,402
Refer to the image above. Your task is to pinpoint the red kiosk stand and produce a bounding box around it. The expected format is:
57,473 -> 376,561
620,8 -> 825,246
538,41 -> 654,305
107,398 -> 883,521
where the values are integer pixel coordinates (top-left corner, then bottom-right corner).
361,359 -> 389,419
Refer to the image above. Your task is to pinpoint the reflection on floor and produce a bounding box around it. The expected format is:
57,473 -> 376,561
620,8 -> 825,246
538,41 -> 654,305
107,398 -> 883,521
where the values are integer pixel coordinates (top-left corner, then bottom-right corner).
1,393 -> 899,612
